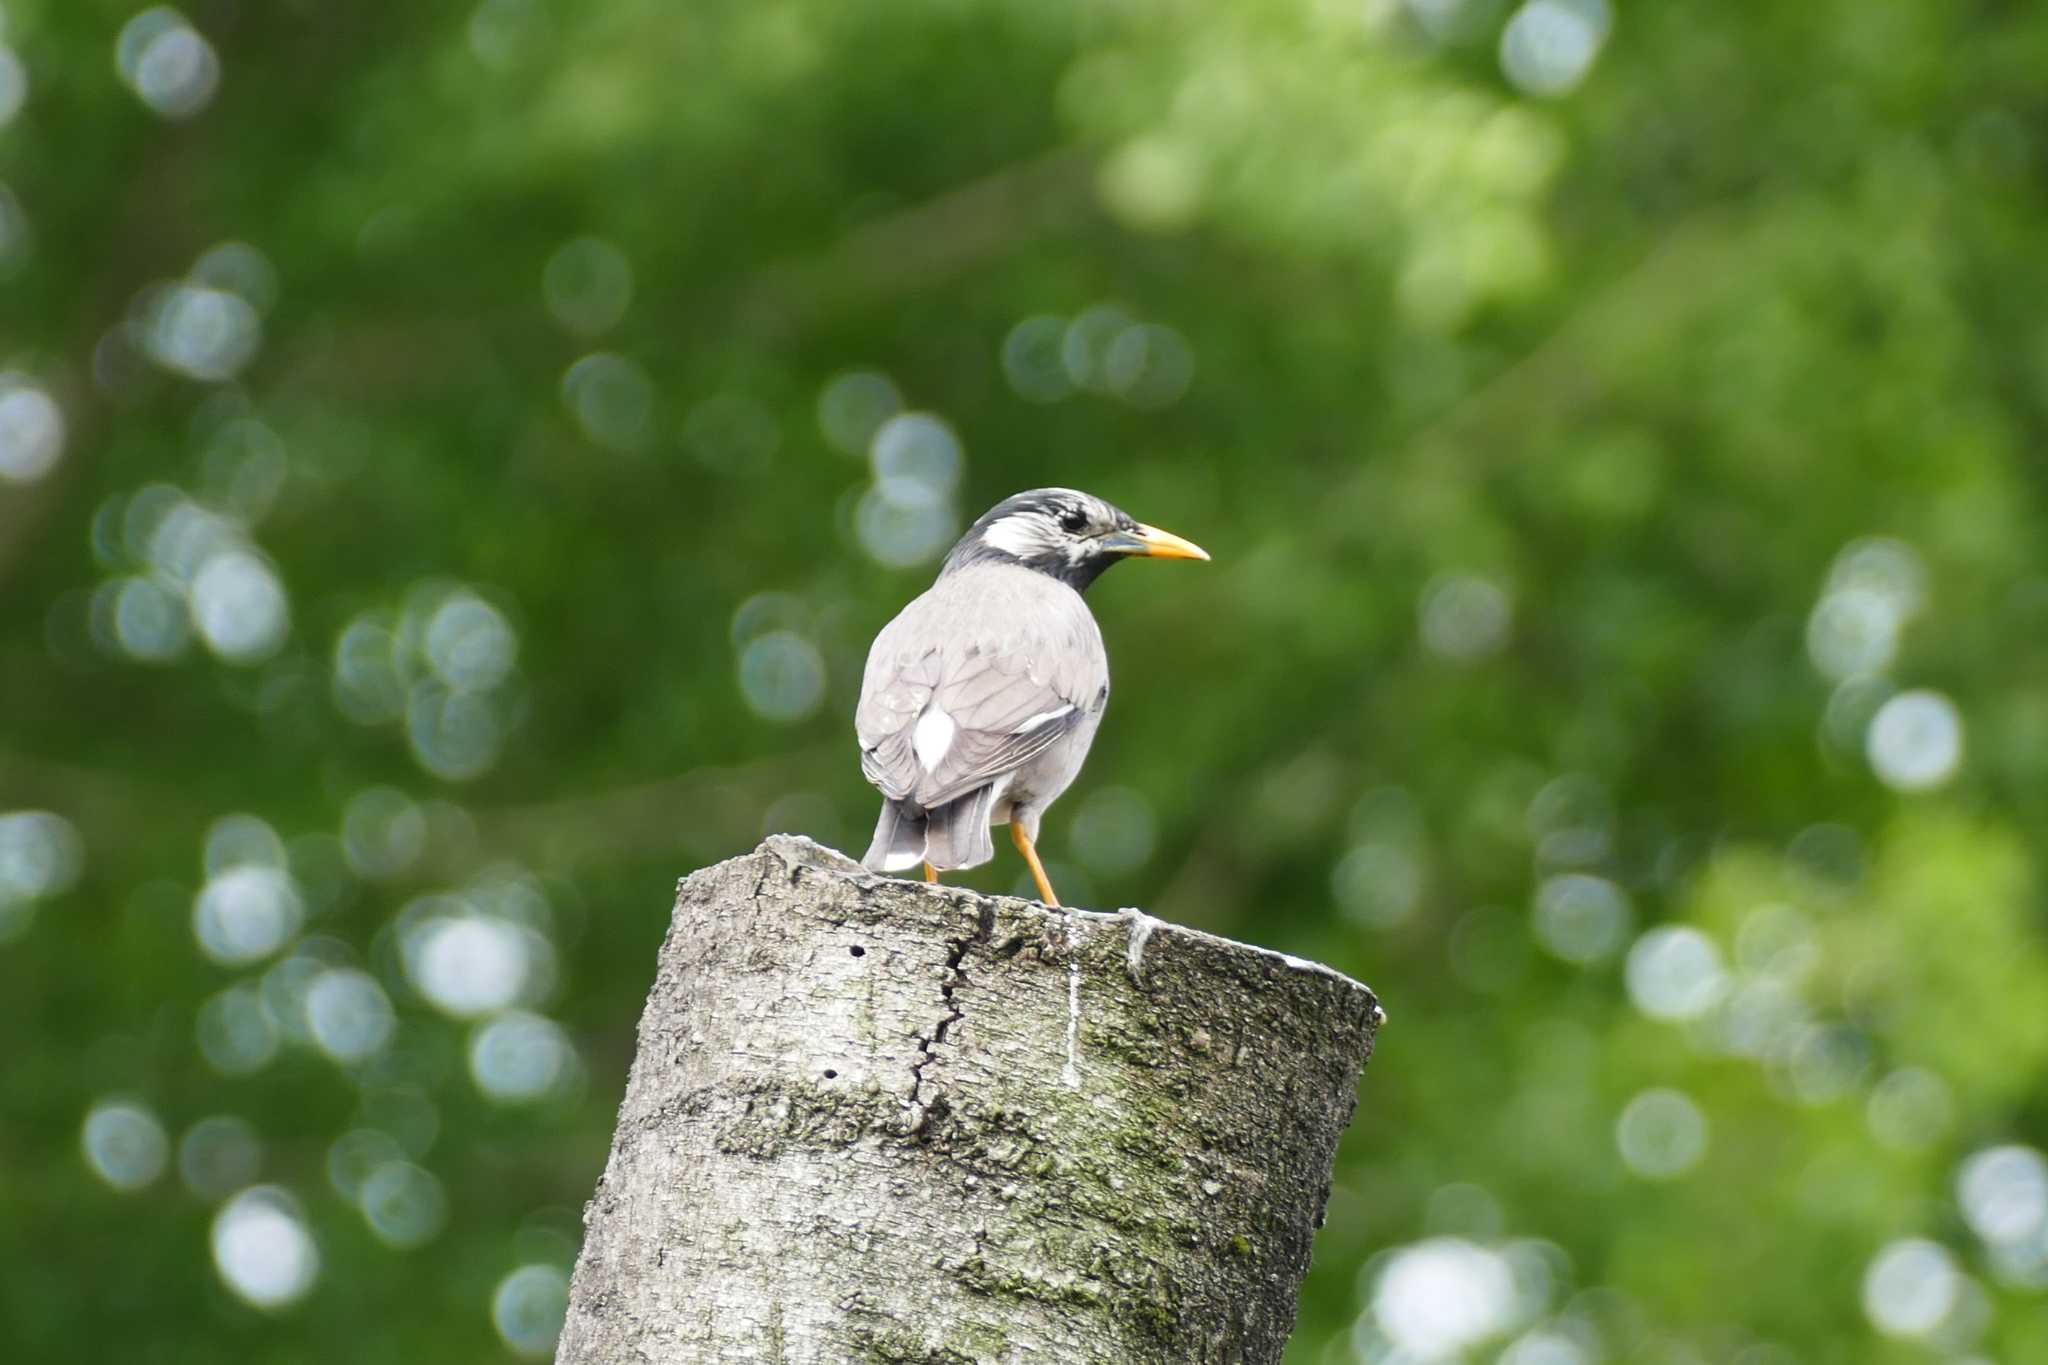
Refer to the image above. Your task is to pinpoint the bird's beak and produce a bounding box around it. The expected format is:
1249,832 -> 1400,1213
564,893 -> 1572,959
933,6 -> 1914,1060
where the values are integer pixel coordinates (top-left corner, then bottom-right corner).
1102,523 -> 1211,562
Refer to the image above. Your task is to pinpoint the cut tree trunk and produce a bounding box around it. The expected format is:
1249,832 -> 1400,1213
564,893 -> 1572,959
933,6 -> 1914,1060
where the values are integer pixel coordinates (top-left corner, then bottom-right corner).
555,836 -> 1383,1365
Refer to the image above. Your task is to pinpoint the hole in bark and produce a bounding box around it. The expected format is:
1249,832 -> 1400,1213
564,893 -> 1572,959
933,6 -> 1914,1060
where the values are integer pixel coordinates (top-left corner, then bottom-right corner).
848,945 -> 865,957
823,1069 -> 838,1079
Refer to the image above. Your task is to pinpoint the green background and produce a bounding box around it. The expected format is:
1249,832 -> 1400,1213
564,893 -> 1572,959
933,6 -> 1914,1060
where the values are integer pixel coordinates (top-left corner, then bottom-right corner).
2,0 -> 2044,1360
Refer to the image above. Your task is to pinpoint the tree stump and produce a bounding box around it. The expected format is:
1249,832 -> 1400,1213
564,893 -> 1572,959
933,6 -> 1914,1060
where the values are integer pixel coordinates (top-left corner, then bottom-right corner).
555,836 -> 1383,1364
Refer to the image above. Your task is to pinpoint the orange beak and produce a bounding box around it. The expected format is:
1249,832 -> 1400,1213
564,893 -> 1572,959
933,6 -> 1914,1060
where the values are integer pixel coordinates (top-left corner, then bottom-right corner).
1105,523 -> 1210,562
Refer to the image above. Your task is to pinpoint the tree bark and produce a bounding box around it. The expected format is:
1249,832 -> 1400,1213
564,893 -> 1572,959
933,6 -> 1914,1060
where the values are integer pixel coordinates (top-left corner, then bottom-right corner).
555,836 -> 1383,1365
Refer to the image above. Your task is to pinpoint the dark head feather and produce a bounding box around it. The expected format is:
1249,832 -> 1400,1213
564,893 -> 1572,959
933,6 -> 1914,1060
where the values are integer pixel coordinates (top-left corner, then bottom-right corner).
941,488 -> 1138,592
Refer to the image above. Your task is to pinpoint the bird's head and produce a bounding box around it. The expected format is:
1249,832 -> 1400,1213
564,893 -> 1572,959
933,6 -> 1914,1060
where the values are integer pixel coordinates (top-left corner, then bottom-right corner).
941,487 -> 1209,592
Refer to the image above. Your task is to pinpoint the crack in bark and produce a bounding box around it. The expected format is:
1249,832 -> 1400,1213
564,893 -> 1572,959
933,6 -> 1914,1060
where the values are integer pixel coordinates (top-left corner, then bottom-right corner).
905,900 -> 995,1114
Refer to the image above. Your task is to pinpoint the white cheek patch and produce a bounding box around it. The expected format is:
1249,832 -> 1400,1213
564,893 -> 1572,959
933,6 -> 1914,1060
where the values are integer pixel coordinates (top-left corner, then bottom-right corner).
981,513 -> 1047,560
912,707 -> 956,772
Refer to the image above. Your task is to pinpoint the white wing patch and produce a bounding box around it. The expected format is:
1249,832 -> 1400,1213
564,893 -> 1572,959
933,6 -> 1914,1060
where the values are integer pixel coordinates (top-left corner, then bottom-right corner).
912,707 -> 956,772
1014,704 -> 1075,733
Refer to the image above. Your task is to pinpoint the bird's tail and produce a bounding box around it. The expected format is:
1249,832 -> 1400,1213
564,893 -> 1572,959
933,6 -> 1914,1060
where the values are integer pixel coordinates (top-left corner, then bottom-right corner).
863,801 -> 928,873
862,788 -> 995,874
923,786 -> 995,871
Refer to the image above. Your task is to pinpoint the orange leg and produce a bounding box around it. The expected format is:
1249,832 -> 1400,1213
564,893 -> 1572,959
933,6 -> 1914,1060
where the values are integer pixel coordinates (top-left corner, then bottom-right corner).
923,863 -> 939,884
1010,824 -> 1060,907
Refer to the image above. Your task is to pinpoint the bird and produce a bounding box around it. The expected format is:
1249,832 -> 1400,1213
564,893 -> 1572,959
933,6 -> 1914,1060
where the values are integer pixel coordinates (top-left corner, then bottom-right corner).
856,487 -> 1208,906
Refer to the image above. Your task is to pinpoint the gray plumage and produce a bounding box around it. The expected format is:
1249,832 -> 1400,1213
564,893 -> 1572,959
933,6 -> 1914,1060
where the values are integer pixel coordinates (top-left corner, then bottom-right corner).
856,488 -> 1206,887
858,559 -> 1108,871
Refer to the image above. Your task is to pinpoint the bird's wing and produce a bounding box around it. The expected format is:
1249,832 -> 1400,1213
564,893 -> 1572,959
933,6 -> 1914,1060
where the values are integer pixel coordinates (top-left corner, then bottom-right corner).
857,574 -> 1103,810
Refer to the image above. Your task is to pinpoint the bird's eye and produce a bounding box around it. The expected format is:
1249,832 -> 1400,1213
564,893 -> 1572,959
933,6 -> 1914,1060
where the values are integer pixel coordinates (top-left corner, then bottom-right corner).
1058,508 -> 1088,533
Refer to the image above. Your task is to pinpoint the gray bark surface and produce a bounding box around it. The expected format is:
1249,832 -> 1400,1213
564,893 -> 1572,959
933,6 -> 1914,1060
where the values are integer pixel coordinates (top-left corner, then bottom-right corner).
556,836 -> 1383,1365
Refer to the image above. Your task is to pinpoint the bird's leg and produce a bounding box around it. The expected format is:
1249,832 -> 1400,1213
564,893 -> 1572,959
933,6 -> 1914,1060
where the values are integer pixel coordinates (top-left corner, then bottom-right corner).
1010,824 -> 1061,907
923,863 -> 939,884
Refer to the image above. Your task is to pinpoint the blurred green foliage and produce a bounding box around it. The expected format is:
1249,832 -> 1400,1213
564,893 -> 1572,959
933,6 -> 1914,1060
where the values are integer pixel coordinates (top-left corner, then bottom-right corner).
3,0 -> 2046,1361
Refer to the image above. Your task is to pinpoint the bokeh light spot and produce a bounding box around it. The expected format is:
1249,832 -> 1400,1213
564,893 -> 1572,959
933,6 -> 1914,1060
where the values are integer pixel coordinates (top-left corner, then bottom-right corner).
1862,1238 -> 1960,1339
405,913 -> 535,1018
359,1161 -> 448,1248
1371,1238 -> 1516,1357
304,967 -> 396,1065
200,418 -> 288,521
1624,926 -> 1726,1021
178,1115 -> 263,1199
211,1186 -> 319,1310
421,594 -> 515,682
1524,773 -> 1611,867
1865,689 -> 1963,792
1615,1088 -> 1708,1179
1103,323 -> 1195,409
116,8 -> 220,119
141,493 -> 236,585
1867,1066 -> 1954,1151
1499,0 -> 1610,98
1001,316 -> 1074,403
542,237 -> 633,335
190,241 -> 278,315
1822,673 -> 1892,754
1333,842 -> 1424,929
855,479 -> 957,569
1829,536 -> 1926,616
342,787 -> 427,880
1807,587 -> 1900,681
470,1010 -> 575,1102
326,1128 -> 406,1201
101,574 -> 187,661
818,369 -> 901,457
729,591 -> 807,649
1734,901 -> 1816,983
561,353 -> 653,451
1532,873 -> 1631,965
492,1263 -> 570,1358
205,812 -> 286,876
82,1098 -> 170,1192
147,285 -> 260,380
0,809 -> 85,941
407,686 -> 507,781
1781,1022 -> 1870,1105
736,630 -> 827,723
1957,1145 -> 2048,1251
1706,975 -> 1805,1060
1098,135 -> 1206,235
1061,304 -> 1136,393
333,615 -> 408,724
869,412 -> 963,497
197,983 -> 280,1075
0,376 -> 64,484
193,864 -> 305,966
190,549 -> 290,663
1421,573 -> 1513,662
